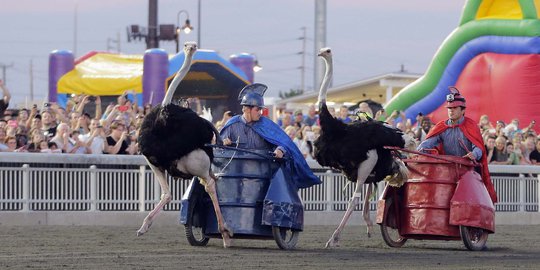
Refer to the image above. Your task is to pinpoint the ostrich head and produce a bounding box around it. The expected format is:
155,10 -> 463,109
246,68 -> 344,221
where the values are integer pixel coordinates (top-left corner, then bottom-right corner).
317,47 -> 333,106
318,47 -> 332,57
183,42 -> 198,57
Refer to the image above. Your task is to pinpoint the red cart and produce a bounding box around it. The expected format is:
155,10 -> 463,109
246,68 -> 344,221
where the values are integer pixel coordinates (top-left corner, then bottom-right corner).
376,149 -> 495,251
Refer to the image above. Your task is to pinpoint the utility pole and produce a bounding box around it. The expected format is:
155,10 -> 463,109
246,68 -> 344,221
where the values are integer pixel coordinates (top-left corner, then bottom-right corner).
314,0 -> 327,91
147,0 -> 159,49
298,26 -> 307,93
29,59 -> 34,101
74,1 -> 78,57
107,32 -> 121,53
0,62 -> 14,85
197,0 -> 201,47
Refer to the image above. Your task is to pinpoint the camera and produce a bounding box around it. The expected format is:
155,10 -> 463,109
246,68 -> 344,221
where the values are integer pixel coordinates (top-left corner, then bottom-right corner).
97,125 -> 103,128
88,96 -> 96,102
44,103 -> 50,107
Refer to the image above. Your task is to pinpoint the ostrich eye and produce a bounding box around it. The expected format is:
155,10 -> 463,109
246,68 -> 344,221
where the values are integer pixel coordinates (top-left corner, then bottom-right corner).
326,49 -> 331,53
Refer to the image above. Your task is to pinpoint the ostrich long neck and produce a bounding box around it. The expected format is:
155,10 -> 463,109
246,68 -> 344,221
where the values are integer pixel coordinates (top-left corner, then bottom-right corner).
162,54 -> 194,106
317,56 -> 333,104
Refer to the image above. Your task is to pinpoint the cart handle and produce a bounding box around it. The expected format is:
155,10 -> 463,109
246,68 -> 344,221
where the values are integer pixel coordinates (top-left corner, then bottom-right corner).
205,144 -> 287,161
384,146 -> 478,168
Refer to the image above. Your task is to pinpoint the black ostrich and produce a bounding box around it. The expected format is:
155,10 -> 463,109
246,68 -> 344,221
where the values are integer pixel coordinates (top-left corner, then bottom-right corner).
313,48 -> 410,248
137,42 -> 233,247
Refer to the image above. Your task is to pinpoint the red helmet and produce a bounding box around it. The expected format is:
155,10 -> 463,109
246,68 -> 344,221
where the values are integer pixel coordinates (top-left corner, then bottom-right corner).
445,86 -> 466,108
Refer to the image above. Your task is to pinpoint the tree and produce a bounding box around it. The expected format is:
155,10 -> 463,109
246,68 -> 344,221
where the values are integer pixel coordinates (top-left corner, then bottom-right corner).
279,88 -> 304,99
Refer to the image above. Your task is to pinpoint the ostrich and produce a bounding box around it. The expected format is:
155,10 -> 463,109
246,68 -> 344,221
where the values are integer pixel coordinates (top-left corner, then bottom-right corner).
314,48 -> 409,248
137,42 -> 233,248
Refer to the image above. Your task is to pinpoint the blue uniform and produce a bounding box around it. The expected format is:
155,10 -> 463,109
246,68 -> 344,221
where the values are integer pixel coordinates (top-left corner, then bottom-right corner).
221,115 -> 320,189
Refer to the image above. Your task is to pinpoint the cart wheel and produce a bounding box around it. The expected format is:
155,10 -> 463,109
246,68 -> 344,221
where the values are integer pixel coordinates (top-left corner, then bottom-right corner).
272,226 -> 299,250
380,197 -> 407,248
460,226 -> 488,251
184,199 -> 209,246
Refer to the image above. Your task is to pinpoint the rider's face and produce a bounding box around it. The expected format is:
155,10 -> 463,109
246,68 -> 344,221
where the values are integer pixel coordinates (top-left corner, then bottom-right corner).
243,106 -> 262,123
447,106 -> 464,122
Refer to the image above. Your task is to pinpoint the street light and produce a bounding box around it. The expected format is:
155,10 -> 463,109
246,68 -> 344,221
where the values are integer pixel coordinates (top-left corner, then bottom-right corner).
252,54 -> 263,72
176,10 -> 193,53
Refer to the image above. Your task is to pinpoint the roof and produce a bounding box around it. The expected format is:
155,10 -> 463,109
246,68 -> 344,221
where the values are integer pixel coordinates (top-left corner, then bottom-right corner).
166,49 -> 250,99
276,72 -> 421,105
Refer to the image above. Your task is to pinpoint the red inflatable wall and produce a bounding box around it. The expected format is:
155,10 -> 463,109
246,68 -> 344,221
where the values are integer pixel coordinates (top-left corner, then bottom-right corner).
430,53 -> 540,127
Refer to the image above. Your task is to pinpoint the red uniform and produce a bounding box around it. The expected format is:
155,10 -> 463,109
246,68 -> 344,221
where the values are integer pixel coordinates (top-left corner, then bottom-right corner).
426,117 -> 498,203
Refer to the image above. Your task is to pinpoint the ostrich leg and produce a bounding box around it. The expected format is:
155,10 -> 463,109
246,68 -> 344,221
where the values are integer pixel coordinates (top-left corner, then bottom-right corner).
137,160 -> 171,236
325,149 -> 378,248
362,183 -> 374,237
199,174 -> 233,248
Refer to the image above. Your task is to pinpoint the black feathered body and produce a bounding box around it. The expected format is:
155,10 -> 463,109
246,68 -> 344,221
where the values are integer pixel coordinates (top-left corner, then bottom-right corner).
314,103 -> 404,183
138,104 -> 215,178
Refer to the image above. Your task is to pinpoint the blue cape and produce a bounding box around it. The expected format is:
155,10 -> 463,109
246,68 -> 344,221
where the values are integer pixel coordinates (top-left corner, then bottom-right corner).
221,115 -> 321,189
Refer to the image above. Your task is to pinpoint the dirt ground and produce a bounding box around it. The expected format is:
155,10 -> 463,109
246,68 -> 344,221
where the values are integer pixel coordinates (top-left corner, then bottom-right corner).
1,225 -> 539,269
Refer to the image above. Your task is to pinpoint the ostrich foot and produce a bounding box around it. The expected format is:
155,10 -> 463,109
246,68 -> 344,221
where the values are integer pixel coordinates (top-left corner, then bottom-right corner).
366,224 -> 373,238
325,235 -> 340,248
222,234 -> 233,248
136,220 -> 153,237
219,222 -> 234,248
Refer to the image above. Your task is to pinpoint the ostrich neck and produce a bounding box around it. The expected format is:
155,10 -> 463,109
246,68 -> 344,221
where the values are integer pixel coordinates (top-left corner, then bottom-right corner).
162,55 -> 193,106
317,57 -> 333,104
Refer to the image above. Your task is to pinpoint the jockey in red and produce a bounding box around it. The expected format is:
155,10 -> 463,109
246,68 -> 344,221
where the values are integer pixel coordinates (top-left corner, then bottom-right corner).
418,87 -> 498,203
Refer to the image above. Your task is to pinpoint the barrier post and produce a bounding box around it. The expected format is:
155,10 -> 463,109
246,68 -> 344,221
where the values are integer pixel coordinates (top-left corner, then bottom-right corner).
537,174 -> 540,212
139,165 -> 146,212
22,164 -> 29,212
325,170 -> 334,212
89,165 -> 97,211
520,174 -> 526,212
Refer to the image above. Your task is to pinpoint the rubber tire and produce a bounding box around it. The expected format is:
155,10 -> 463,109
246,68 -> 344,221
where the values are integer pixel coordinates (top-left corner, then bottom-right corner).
184,198 -> 210,247
460,225 -> 488,251
380,197 -> 407,248
272,226 -> 300,250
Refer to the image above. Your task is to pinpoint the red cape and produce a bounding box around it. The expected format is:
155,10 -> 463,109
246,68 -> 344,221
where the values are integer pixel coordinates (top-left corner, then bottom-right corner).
426,117 -> 498,203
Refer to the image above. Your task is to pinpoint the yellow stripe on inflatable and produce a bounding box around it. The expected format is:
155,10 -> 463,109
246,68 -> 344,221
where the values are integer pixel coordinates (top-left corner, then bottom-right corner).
536,0 -> 540,18
58,53 -> 144,95
476,0 -> 522,20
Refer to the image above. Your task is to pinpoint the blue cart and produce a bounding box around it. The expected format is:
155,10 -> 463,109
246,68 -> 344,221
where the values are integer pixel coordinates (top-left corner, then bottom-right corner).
179,145 -> 304,249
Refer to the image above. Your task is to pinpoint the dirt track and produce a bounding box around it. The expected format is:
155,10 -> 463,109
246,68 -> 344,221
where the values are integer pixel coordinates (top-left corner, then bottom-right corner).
1,225 -> 539,269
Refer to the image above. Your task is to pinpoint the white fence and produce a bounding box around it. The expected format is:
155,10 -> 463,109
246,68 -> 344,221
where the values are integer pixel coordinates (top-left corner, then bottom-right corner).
0,153 -> 539,213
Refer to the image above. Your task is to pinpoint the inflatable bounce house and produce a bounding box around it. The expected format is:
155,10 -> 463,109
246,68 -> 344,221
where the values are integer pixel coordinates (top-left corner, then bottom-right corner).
385,0 -> 540,126
48,48 -> 257,118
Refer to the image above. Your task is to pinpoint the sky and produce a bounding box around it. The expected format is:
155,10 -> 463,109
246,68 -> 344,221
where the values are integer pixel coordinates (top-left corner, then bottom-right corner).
0,0 -> 465,107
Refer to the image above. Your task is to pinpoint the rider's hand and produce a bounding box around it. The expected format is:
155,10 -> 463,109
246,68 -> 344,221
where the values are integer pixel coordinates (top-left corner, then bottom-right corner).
273,149 -> 284,159
223,138 -> 232,145
463,152 -> 475,160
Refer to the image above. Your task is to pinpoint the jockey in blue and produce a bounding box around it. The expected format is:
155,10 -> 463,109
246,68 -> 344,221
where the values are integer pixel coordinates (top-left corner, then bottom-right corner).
220,83 -> 320,189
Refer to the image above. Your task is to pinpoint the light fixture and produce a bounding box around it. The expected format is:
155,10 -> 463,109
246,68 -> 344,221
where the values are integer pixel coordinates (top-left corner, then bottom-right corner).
182,19 -> 193,34
176,10 -> 193,53
253,60 -> 263,72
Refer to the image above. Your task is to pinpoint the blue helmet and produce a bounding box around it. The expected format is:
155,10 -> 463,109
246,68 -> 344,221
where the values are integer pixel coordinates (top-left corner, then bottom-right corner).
238,83 -> 267,107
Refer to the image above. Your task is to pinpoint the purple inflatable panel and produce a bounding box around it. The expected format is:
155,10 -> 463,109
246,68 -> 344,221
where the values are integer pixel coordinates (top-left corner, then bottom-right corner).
230,53 -> 255,83
143,49 -> 169,105
48,50 -> 74,103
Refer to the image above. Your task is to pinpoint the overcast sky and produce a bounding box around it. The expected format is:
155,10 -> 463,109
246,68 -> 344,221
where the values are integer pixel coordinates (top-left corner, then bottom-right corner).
0,0 -> 465,107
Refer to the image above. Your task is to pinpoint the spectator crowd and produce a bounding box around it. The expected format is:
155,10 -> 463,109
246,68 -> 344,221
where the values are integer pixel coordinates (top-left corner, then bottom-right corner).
1,82 -> 539,166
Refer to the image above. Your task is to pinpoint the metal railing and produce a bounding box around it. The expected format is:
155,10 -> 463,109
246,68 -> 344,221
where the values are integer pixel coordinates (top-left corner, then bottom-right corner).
0,153 -> 539,212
